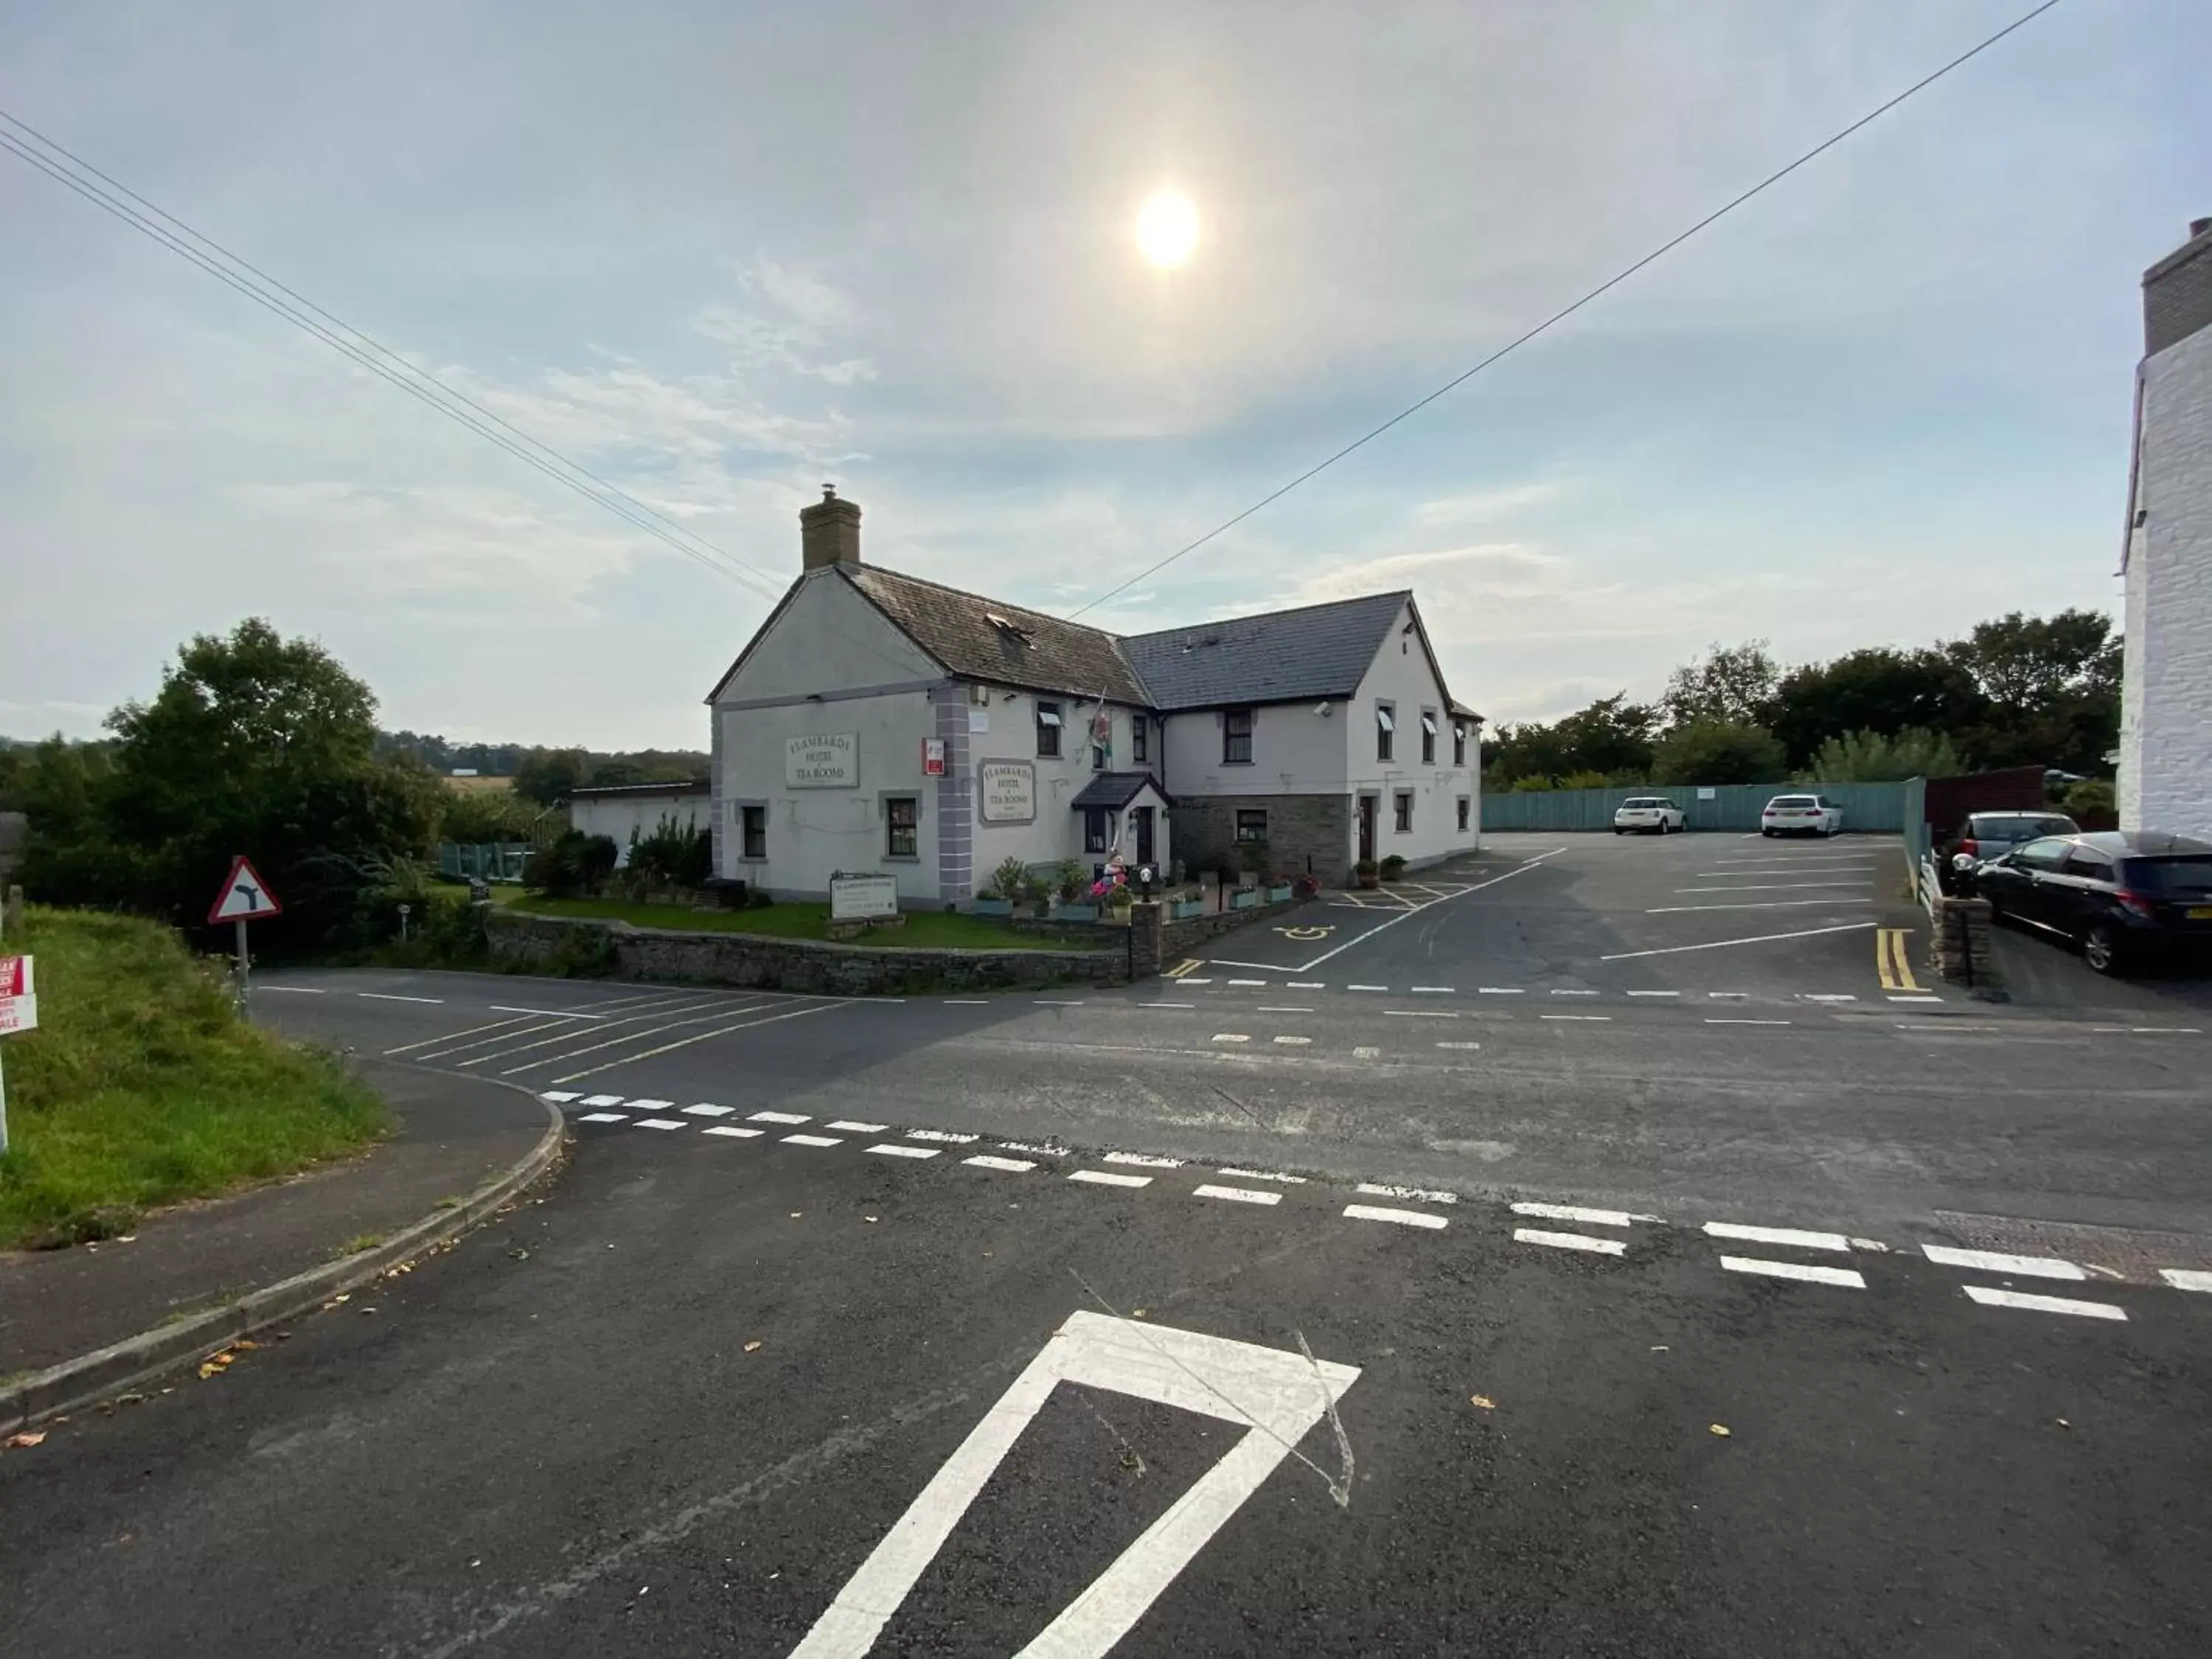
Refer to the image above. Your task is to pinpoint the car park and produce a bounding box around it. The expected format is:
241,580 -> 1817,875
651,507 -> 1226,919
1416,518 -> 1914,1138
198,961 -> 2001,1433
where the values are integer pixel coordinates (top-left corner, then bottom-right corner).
1953,810 -> 2079,860
1760,793 -> 1842,837
1969,830 -> 2212,976
1613,796 -> 1686,835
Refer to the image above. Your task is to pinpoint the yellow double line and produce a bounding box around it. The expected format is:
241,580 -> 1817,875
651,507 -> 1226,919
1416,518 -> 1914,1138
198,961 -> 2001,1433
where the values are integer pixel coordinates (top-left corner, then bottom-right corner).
1164,959 -> 1203,979
1876,928 -> 1921,992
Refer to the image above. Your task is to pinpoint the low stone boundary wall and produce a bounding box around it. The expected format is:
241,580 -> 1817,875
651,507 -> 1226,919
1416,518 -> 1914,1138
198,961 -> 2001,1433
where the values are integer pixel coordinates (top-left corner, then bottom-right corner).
1928,895 -> 2000,990
485,909 -> 1126,995
1161,893 -> 1312,957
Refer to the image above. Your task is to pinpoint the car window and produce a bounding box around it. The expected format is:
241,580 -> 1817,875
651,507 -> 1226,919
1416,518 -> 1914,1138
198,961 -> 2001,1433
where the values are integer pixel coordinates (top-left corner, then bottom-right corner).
2011,837 -> 2073,872
2062,847 -> 2113,880
2121,855 -> 2212,895
1769,796 -> 1816,809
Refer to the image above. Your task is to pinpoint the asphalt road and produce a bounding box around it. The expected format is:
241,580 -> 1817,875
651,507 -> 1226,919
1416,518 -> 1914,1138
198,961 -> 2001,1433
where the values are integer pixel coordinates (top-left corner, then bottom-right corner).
7,830 -> 2211,1655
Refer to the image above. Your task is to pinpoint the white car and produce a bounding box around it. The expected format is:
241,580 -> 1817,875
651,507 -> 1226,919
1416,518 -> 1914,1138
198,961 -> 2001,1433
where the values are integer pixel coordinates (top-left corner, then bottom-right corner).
1613,796 -> 1686,835
1761,793 -> 1843,838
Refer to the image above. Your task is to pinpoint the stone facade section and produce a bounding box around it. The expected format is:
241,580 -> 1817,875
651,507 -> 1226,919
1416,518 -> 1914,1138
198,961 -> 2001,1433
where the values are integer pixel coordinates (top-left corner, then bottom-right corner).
933,688 -> 974,905
1170,793 -> 1350,885
1928,895 -> 1999,989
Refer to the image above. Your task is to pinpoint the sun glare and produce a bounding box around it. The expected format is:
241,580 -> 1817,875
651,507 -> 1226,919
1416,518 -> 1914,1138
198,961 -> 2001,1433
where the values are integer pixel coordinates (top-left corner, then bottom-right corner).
1136,190 -> 1200,268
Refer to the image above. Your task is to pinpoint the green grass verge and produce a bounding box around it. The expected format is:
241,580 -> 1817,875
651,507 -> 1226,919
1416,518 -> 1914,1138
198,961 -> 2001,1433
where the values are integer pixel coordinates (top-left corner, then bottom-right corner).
508,894 -> 1102,952
0,906 -> 391,1250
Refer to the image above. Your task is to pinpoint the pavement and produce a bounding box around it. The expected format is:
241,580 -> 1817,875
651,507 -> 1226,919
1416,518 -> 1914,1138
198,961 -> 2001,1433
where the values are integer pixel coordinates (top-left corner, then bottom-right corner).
5,830 -> 2211,1655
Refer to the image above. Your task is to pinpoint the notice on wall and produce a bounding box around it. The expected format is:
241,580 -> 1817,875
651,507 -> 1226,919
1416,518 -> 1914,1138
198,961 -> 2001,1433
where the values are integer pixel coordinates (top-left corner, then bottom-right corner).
830,872 -> 900,921
978,759 -> 1036,824
787,732 -> 859,788
968,709 -> 990,734
922,737 -> 947,777
1697,787 -> 1717,800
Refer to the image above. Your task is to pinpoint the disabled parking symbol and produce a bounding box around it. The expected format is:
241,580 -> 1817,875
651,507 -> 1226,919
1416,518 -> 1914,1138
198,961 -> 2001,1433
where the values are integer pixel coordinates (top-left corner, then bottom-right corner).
1276,924 -> 1333,942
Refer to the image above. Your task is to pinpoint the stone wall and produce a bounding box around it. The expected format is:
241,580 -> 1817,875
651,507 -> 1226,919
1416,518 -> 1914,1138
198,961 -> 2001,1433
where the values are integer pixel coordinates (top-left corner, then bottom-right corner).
485,908 -> 1127,994
1928,895 -> 2000,989
1169,794 -> 1350,886
1161,892 -> 1313,958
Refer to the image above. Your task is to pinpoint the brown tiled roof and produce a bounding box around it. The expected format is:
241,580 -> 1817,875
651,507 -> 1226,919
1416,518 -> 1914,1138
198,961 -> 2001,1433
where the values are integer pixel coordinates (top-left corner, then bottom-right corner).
842,565 -> 1150,705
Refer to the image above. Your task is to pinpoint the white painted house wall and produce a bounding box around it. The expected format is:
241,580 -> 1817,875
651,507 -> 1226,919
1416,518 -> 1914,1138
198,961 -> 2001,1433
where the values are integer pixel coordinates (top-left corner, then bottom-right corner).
967,689 -> 1164,889
1157,700 -> 1350,799
568,792 -> 707,865
1350,601 -> 1479,868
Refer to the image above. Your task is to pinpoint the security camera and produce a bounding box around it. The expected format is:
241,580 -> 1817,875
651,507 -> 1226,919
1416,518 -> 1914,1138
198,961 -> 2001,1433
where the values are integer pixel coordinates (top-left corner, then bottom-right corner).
1314,701 -> 1332,717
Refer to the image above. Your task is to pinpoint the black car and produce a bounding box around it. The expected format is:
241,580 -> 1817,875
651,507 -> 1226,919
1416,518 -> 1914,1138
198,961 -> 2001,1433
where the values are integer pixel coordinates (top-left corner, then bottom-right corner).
1971,830 -> 2212,975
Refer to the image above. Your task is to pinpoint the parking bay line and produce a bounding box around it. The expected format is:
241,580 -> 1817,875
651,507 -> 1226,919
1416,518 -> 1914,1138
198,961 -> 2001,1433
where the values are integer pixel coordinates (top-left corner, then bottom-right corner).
1671,881 -> 1875,894
1194,1183 -> 1282,1206
1705,1222 -> 1848,1251
1346,1204 -> 1449,1230
1513,1202 -> 1655,1228
544,1002 -> 844,1085
1921,1245 -> 2084,1281
1647,897 -> 1879,914
1601,921 -> 1879,961
1287,849 -> 1569,975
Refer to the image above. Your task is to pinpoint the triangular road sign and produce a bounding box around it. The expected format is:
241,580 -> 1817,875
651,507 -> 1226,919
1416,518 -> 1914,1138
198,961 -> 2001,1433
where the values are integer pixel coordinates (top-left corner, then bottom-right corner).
209,855 -> 282,925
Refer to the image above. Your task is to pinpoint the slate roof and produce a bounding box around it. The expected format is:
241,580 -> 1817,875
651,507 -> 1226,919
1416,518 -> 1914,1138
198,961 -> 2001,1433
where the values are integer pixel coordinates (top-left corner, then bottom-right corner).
843,566 -> 1151,706
1119,591 -> 1414,711
1070,771 -> 1172,811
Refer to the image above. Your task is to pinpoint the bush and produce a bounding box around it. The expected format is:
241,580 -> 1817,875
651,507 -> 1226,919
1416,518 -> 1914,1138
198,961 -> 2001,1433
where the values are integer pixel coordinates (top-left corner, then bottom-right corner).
527,830 -> 619,897
625,813 -> 712,890
1651,720 -> 1787,786
1380,853 -> 1408,881
991,856 -> 1032,902
1805,727 -> 1965,783
439,787 -> 538,844
1055,859 -> 1087,903
2062,778 -> 2116,821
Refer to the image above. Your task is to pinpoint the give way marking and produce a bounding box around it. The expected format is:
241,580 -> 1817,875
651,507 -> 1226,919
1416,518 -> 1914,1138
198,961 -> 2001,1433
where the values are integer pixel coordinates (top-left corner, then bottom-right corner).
790,1310 -> 1360,1657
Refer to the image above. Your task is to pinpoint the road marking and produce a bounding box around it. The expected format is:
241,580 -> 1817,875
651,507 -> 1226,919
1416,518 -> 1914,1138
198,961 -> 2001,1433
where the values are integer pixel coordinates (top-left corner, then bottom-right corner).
2126,1026 -> 2203,1034
1352,1045 -> 1380,1059
942,998 -> 990,1005
1706,1018 -> 1791,1026
540,1091 -> 582,1103
633,1119 -> 687,1131
386,1012 -> 543,1056
1922,1245 -> 2084,1280
1070,1169 -> 1152,1188
963,1155 -> 1035,1172
1226,978 -> 1267,987
1105,1151 -> 1184,1168
1541,1014 -> 1611,1021
1648,897 -> 1879,914
749,1110 -> 812,1124
1211,1032 -> 1251,1044
1410,985 -> 1455,994
1512,1202 -> 1652,1228
490,1004 -> 609,1019
788,1311 -> 1357,1659
1514,1228 -> 1625,1256
1193,1183 -> 1282,1206
1273,1034 -> 1312,1046
1601,920 -> 1879,961
578,1094 -> 625,1107
431,997 -> 729,1063
869,1143 -> 939,1159
1033,998 -> 1087,1006
1801,994 -> 1857,1003
258,984 -> 327,994
1963,1285 -> 2126,1321
1888,994 -> 1943,1004
1257,1006 -> 1315,1013
1436,1040 -> 1482,1050
1705,1222 -> 1848,1251
1708,991 -> 1750,998
1478,987 -> 1525,995
1625,990 -> 1680,998
782,1133 -> 843,1147
1720,1256 -> 1866,1288
1293,848 -> 1567,973
2159,1269 -> 2212,1292
1000,1141 -> 1066,1156
1178,979 -> 1215,986
1356,1182 -> 1456,1204
1384,1009 -> 1458,1018
825,1119 -> 887,1132
1696,865 -> 1874,877
1287,981 -> 1325,990
538,1001 -> 839,1083
907,1128 -> 980,1144
1218,1167 -> 1306,1183
1671,881 -> 1874,894
359,992 -> 445,1004
1346,1204 -> 1449,1229
1141,1002 -> 1196,1009
1347,984 -> 1388,992
703,1125 -> 765,1139
579,1112 -> 627,1123
1164,959 -> 1203,978
623,1098 -> 675,1112
1550,988 -> 1599,997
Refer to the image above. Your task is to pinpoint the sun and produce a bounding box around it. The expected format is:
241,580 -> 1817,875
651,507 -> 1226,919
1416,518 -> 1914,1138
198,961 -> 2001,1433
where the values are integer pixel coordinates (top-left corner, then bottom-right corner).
1135,189 -> 1200,268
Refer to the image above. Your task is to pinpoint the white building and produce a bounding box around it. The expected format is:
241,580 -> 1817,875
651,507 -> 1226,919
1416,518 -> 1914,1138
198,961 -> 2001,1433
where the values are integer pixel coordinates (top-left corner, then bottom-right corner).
567,779 -> 709,867
2119,217 -> 2212,838
706,489 -> 1481,903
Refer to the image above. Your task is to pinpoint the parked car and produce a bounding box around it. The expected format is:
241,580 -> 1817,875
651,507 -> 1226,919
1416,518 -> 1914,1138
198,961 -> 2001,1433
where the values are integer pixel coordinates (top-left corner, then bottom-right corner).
1969,830 -> 2212,975
1760,793 -> 1842,838
1613,796 -> 1686,835
1953,810 -> 2080,861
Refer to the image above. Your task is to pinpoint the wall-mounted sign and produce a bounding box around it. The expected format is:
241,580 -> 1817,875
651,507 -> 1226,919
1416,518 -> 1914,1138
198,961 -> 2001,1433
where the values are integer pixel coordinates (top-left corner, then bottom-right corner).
922,737 -> 947,777
968,709 -> 990,734
830,872 -> 900,921
787,732 -> 859,788
1697,787 -> 1717,801
978,759 -> 1037,824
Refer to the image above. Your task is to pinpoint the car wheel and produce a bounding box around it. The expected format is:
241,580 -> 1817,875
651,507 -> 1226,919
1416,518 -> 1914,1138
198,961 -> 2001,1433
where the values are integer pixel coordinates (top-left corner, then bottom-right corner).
1613,827 -> 1625,835
2082,923 -> 2128,977
1761,829 -> 1774,838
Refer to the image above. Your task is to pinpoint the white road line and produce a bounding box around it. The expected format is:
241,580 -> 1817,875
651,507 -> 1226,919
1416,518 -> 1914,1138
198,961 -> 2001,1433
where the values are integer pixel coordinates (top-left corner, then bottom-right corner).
1410,985 -> 1455,994
1211,1032 -> 1251,1044
1352,1046 -> 1381,1059
1273,1034 -> 1312,1046
782,1133 -> 843,1147
1384,1009 -> 1458,1018
1514,1228 -> 1624,1256
359,992 -> 445,1004
1070,1169 -> 1152,1189
633,1119 -> 687,1131
1512,1203 -> 1653,1228
1541,1014 -> 1611,1022
624,1098 -> 675,1112
1706,1018 -> 1792,1026
1671,882 -> 1874,894
2158,1269 -> 2212,1292
425,998 -> 724,1062
579,1094 -> 625,1107
579,1112 -> 627,1123
387,1013 -> 544,1057
964,1155 -> 1035,1172
540,1091 -> 582,1103
1293,848 -> 1567,972
2127,1026 -> 2203,1034
1708,992 -> 1750,999
1478,987 -> 1525,995
537,1001 -> 837,1082
1720,1256 -> 1866,1288
1347,984 -> 1388,992
1033,998 -> 1087,1006
1227,978 -> 1267,987
1550,989 -> 1600,997
1141,1002 -> 1196,1009
907,1129 -> 980,1144
1436,1040 -> 1482,1050
1888,994 -> 1943,1004
942,998 -> 990,1006
1625,990 -> 1680,998
1287,981 -> 1325,990
684,1104 -> 737,1117
1346,1204 -> 1449,1230
1801,994 -> 1858,1003
1105,1151 -> 1185,1168
703,1125 -> 765,1139
1257,1006 -> 1314,1013
1218,1167 -> 1306,1183
1647,897 -> 1879,914
1922,1245 -> 2084,1281
749,1110 -> 812,1124
257,984 -> 327,994
1177,978 -> 1216,986
1356,1182 -> 1456,1205
1694,866 -> 1875,877
999,1141 -> 1066,1156
869,1144 -> 939,1160
1194,1183 -> 1283,1206
1705,1222 -> 1848,1252
1963,1285 -> 2126,1321
490,1005 -> 610,1020
827,1119 -> 888,1133
1601,921 -> 1879,961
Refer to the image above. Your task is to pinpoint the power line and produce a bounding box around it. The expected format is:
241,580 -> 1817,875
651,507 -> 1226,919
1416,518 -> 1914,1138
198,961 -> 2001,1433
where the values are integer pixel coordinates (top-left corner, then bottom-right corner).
0,111 -> 787,603
1068,0 -> 2065,619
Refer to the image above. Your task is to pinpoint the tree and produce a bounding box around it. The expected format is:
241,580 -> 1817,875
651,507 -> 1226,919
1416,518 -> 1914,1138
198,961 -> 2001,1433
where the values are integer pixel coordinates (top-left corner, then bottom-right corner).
1660,641 -> 1780,730
1771,648 -> 1986,770
1942,609 -> 2121,773
1482,693 -> 1659,787
512,747 -> 591,805
1805,728 -> 1966,783
1651,719 -> 1787,785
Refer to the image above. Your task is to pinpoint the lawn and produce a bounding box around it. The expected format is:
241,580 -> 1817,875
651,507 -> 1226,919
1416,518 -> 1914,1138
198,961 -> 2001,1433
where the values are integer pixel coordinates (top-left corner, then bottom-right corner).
508,893 -> 1103,952
0,907 -> 390,1249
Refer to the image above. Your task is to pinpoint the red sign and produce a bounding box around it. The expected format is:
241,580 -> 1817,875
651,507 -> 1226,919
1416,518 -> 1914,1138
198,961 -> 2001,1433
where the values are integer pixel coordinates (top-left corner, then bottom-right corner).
208,855 -> 283,925
0,954 -> 33,1035
922,737 -> 947,777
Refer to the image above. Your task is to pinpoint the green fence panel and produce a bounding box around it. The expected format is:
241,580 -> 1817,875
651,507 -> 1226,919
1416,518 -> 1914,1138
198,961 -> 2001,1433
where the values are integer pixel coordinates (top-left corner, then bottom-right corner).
1481,782 -> 1913,834
437,841 -> 531,882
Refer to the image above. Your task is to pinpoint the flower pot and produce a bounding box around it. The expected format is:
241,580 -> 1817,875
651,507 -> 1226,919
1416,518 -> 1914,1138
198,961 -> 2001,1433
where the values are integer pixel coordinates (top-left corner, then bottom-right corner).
1356,873 -> 1379,889
1054,903 -> 1099,922
973,898 -> 1014,916
1230,888 -> 1258,911
1169,900 -> 1205,921
1267,885 -> 1293,904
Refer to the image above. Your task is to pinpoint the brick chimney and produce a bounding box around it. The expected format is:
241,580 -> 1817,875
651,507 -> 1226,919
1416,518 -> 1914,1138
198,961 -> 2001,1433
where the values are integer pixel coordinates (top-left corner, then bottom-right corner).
2143,217 -> 2212,356
800,484 -> 862,571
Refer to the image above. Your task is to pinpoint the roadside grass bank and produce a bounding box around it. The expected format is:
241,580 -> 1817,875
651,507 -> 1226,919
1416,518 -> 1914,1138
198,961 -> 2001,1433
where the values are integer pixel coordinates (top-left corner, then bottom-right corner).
0,907 -> 389,1250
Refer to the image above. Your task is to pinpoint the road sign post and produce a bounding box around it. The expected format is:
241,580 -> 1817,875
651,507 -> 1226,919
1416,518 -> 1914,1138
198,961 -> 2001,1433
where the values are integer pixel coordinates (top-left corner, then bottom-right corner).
209,855 -> 283,1020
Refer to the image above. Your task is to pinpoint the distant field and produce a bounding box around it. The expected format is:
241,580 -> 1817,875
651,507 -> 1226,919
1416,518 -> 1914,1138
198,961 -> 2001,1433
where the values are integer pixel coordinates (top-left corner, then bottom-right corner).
441,774 -> 516,796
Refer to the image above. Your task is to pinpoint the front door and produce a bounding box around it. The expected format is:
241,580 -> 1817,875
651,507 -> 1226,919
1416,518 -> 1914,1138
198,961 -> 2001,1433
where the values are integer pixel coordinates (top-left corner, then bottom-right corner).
1357,795 -> 1377,865
1133,806 -> 1155,867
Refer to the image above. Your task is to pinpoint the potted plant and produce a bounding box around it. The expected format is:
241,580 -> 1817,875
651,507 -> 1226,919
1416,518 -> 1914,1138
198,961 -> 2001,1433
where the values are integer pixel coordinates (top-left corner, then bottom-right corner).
973,886 -> 1014,917
1293,874 -> 1322,899
986,856 -> 1032,916
1104,883 -> 1135,925
1266,872 -> 1295,904
1023,878 -> 1054,916
1169,886 -> 1206,922
1380,853 -> 1408,883
1354,858 -> 1380,889
1051,858 -> 1088,914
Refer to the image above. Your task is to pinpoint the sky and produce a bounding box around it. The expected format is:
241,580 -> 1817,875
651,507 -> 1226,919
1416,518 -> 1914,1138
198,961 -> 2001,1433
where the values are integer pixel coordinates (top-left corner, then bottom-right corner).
3,0 -> 2206,749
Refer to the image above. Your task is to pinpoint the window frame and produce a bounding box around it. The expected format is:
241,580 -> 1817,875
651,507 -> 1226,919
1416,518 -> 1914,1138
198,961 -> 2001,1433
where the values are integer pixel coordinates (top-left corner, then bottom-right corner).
1083,808 -> 1110,855
1394,790 -> 1413,833
1453,722 -> 1467,767
1376,701 -> 1396,762
1234,808 -> 1268,844
1131,717 -> 1148,765
883,795 -> 919,860
740,804 -> 768,861
1222,707 -> 1254,765
1035,700 -> 1063,759
1456,796 -> 1470,832
1419,708 -> 1439,765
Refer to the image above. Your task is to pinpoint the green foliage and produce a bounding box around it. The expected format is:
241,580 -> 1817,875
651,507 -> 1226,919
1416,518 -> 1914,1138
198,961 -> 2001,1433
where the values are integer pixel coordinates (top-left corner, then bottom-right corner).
512,748 -> 592,806
991,855 -> 1032,902
1661,641 -> 1780,730
1652,720 -> 1787,786
1804,727 -> 1965,784
625,813 -> 712,890
1238,838 -> 1271,874
2062,778 -> 2116,821
439,786 -> 538,844
526,830 -> 620,898
1944,609 -> 2121,773
1483,693 -> 1658,787
507,745 -> 709,805
512,894 -> 1089,950
1772,649 -> 1984,770
1379,853 -> 1408,880
0,905 -> 389,1248
1054,859 -> 1087,903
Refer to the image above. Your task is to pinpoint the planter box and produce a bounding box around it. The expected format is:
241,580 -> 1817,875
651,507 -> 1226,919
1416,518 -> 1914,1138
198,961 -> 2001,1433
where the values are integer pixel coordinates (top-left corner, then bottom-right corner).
1230,889 -> 1259,911
1054,904 -> 1099,922
1169,900 -> 1206,921
973,898 -> 1014,916
1267,885 -> 1293,903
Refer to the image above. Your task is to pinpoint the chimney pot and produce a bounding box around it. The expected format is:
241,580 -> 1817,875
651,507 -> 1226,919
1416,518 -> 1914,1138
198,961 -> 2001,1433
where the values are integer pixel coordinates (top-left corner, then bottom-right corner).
799,487 -> 863,571
2193,217 -> 2212,240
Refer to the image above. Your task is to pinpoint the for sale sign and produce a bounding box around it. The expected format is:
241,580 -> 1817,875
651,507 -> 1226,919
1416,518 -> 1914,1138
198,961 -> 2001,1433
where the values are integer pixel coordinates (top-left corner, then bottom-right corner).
0,954 -> 35,1035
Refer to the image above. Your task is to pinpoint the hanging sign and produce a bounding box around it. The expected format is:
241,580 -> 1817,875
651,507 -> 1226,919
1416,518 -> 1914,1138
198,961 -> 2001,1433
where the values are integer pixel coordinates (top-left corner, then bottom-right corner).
922,737 -> 947,777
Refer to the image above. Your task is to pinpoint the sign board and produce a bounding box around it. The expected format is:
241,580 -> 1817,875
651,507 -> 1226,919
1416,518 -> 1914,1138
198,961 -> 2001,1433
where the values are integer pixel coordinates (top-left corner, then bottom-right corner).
829,872 -> 899,922
0,954 -> 35,1035
922,737 -> 947,777
1697,787 -> 1717,801
977,759 -> 1036,824
967,709 -> 989,734
208,855 -> 282,923
786,732 -> 860,789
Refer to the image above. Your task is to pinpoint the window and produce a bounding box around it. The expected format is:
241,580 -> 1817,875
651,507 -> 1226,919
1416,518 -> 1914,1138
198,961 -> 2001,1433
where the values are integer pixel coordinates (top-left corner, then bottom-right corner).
2013,837 -> 2072,872
886,796 -> 918,858
1132,717 -> 1148,764
2062,846 -> 2112,880
1092,740 -> 1107,770
1036,700 -> 1062,758
740,804 -> 767,860
1376,702 -> 1395,762
1420,709 -> 1438,764
1453,723 -> 1467,767
1456,796 -> 1470,832
1236,809 -> 1268,844
1394,790 -> 1413,832
1223,707 -> 1253,765
1084,808 -> 1109,854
